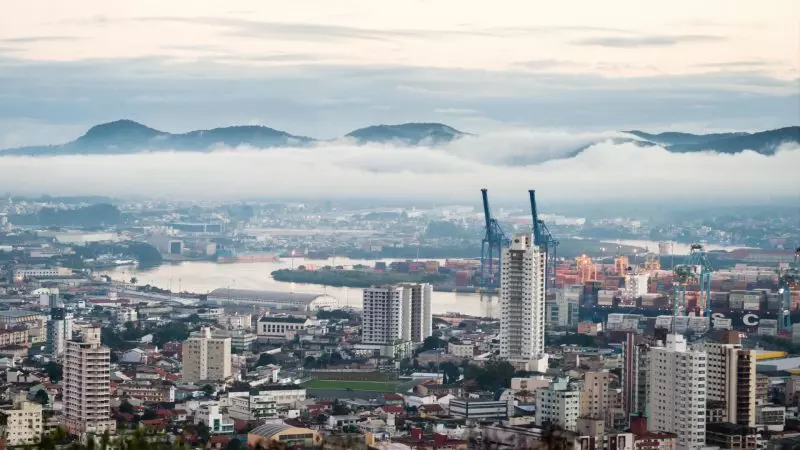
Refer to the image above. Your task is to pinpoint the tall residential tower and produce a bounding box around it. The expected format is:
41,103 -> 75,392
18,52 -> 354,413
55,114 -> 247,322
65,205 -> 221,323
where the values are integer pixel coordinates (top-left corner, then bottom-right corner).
181,327 -> 232,383
62,327 -> 115,437
360,284 -> 433,357
647,334 -> 707,450
499,233 -> 548,371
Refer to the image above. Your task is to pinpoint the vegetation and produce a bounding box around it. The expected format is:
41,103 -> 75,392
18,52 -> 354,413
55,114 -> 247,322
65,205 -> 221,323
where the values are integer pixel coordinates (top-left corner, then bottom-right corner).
303,379 -> 400,392
271,268 -> 448,288
10,203 -> 121,227
463,360 -> 517,391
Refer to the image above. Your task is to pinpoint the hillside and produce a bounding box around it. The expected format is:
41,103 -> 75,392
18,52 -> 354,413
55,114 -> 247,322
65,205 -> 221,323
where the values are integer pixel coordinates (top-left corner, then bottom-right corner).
345,123 -> 465,145
625,127 -> 799,155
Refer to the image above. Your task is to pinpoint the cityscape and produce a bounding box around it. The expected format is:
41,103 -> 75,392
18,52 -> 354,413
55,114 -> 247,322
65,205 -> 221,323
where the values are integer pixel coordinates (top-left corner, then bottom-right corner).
0,1 -> 799,450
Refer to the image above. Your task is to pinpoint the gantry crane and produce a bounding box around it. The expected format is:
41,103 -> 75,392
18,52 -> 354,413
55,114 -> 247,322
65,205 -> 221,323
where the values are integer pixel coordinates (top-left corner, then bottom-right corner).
528,190 -> 558,291
778,247 -> 800,331
479,188 -> 509,291
672,264 -> 693,319
687,244 -> 713,317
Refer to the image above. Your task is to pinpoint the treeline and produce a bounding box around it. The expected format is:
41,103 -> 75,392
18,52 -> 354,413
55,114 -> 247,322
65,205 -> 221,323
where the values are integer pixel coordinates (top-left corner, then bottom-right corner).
10,203 -> 121,228
271,268 -> 448,288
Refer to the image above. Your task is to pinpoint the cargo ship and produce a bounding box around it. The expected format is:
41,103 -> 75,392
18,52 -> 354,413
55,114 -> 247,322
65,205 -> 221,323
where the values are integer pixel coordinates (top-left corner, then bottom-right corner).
216,250 -> 281,264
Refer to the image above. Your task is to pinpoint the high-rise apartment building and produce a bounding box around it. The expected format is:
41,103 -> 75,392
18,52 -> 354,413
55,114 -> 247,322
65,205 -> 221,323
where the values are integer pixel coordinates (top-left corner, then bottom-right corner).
696,333 -> 756,426
45,293 -> 72,358
581,372 -> 612,421
622,333 -> 650,418
407,283 -> 433,344
499,233 -> 547,370
361,284 -> 433,346
181,327 -> 232,383
648,334 -> 706,450
63,327 -> 115,437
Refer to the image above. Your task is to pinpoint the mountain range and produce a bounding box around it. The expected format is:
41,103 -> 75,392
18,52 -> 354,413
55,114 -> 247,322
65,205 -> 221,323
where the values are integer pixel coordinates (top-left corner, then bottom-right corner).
0,119 -> 796,157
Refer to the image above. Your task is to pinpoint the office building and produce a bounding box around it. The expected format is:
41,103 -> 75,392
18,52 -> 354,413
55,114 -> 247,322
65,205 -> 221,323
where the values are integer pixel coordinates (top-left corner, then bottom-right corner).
62,327 -> 115,437
546,285 -> 582,328
535,377 -> 580,431
696,333 -> 756,426
499,233 -> 548,371
181,327 -> 232,383
647,334 -> 706,450
362,283 -> 433,346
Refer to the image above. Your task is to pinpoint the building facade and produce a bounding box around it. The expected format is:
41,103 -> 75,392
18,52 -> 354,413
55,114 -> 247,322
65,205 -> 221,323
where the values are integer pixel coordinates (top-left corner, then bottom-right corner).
623,333 -> 650,418
0,398 -> 43,445
647,334 -> 706,450
181,327 -> 232,383
62,327 -> 116,437
697,337 -> 756,426
257,316 -> 312,340
500,233 -> 547,369
362,284 -> 433,346
535,377 -> 580,431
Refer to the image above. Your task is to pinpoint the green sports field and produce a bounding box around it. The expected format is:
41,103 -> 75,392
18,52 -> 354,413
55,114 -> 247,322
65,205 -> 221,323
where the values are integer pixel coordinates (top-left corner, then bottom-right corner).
302,379 -> 400,393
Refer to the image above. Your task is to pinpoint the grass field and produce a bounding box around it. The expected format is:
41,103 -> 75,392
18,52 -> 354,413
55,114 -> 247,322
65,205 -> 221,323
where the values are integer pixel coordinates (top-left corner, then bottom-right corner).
303,379 -> 400,393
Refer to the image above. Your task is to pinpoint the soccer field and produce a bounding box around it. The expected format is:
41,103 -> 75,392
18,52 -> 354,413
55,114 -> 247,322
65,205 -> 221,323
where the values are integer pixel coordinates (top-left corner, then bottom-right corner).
303,379 -> 400,393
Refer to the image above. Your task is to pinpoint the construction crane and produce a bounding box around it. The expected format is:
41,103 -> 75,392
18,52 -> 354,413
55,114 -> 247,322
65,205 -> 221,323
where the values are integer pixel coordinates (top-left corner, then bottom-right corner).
479,188 -> 509,291
687,244 -> 713,317
528,190 -> 558,292
778,247 -> 800,331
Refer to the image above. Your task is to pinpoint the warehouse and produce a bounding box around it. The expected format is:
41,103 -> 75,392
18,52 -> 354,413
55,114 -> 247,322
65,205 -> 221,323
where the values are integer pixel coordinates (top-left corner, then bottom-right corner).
206,288 -> 338,311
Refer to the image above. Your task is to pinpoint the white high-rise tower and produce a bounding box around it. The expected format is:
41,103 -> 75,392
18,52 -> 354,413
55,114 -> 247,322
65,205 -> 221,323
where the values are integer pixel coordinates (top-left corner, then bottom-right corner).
499,233 -> 548,371
648,334 -> 707,450
361,284 -> 432,357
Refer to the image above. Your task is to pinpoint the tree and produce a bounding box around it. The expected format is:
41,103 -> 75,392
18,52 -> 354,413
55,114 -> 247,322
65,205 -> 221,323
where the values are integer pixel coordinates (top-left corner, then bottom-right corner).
34,389 -> 49,406
44,361 -> 62,382
421,335 -> 446,351
440,362 -> 460,384
256,353 -> 277,367
226,438 -> 243,450
332,400 -> 350,416
119,400 -> 135,414
202,384 -> 215,396
130,276 -> 138,285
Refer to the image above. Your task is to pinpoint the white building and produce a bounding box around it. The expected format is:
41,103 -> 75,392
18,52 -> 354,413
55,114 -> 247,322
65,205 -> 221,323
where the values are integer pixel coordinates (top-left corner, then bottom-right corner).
62,327 -> 116,437
229,394 -> 277,421
624,274 -> 650,298
194,403 -> 234,434
362,283 -> 433,347
448,341 -> 475,358
500,233 -> 548,371
181,327 -> 232,383
535,377 -> 580,431
257,316 -> 312,340
13,267 -> 72,279
116,308 -> 138,323
218,313 -> 252,330
696,338 -> 756,426
0,397 -> 43,445
547,285 -> 582,328
648,334 -> 707,450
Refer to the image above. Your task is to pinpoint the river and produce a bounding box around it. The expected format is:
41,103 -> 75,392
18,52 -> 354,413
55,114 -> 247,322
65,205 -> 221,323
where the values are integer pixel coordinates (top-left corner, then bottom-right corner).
102,257 -> 499,317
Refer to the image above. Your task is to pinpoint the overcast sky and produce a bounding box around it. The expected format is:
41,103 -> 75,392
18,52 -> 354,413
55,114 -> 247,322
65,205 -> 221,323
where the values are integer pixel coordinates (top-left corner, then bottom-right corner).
0,0 -> 798,147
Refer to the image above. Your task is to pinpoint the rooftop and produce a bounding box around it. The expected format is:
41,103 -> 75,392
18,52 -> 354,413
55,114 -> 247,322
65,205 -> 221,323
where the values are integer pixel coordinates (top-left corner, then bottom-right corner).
207,288 -> 333,305
258,316 -> 307,323
0,310 -> 43,318
249,423 -> 294,437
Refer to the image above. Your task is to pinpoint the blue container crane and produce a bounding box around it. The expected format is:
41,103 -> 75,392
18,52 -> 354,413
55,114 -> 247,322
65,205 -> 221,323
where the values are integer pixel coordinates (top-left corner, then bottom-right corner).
479,188 -> 509,291
529,190 -> 559,292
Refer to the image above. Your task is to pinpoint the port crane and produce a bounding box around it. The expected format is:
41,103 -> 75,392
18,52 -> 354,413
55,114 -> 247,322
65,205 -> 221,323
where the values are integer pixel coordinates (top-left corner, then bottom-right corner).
528,190 -> 559,292
479,188 -> 509,291
687,244 -> 713,317
778,247 -> 800,331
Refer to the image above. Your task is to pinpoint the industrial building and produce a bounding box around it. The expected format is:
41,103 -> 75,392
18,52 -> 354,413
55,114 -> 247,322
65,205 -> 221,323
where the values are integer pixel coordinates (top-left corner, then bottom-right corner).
206,288 -> 338,311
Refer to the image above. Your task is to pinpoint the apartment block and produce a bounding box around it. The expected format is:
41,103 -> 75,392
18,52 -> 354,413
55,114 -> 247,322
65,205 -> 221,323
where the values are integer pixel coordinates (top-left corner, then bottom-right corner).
535,377 -> 580,431
62,327 -> 115,437
181,327 -> 231,383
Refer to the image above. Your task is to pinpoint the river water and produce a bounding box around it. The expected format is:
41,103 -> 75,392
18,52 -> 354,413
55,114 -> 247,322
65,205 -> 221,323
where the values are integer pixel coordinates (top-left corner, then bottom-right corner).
103,257 -> 499,317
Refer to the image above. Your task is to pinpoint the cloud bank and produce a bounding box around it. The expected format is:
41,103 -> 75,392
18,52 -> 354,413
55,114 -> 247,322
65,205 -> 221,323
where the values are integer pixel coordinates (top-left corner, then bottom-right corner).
0,132 -> 798,203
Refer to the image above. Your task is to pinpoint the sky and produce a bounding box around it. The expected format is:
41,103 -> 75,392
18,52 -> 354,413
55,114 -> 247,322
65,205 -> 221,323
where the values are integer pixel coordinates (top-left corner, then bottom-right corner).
0,0 -> 798,147
0,1 -> 797,205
